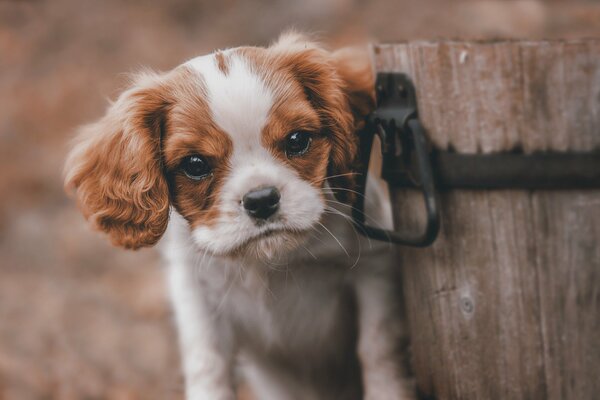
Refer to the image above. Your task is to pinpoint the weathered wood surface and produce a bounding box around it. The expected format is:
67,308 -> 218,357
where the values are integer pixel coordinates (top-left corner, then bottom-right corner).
373,40 -> 600,400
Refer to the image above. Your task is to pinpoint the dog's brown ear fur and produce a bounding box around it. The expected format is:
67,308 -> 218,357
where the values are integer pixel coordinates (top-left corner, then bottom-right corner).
331,46 -> 376,127
271,33 -> 376,203
64,72 -> 172,249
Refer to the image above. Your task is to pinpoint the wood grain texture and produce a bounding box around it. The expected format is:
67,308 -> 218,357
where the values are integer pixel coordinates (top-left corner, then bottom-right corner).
373,40 -> 600,400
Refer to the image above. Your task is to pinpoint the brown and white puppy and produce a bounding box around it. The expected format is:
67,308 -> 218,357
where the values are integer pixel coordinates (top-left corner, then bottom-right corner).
65,33 -> 412,400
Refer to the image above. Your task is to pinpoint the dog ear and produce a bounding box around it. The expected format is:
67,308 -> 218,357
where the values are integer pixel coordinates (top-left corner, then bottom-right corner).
271,33 -> 375,203
64,72 -> 172,249
329,46 -> 376,203
331,46 -> 376,128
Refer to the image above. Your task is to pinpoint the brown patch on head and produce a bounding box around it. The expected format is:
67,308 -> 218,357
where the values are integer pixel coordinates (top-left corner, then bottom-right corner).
214,51 -> 229,75
257,71 -> 331,187
162,66 -> 233,229
238,35 -> 375,203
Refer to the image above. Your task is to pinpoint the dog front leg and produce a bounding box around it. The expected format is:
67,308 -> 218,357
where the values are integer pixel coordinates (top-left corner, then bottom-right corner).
168,261 -> 235,400
355,266 -> 415,400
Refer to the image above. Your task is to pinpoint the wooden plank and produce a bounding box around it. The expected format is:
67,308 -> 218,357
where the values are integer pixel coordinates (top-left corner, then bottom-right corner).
373,40 -> 600,400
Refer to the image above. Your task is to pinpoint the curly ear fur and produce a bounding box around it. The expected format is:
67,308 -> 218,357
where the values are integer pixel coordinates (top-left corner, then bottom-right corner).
272,33 -> 375,203
64,72 -> 172,249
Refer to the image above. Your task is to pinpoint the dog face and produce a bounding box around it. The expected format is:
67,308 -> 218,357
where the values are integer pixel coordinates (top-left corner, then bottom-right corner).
64,33 -> 374,258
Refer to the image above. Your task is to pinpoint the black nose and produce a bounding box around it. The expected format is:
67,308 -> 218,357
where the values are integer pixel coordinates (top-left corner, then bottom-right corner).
243,187 -> 280,220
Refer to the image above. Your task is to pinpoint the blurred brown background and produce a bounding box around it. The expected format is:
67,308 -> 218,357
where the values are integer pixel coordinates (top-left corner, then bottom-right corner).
1,1 -> 599,399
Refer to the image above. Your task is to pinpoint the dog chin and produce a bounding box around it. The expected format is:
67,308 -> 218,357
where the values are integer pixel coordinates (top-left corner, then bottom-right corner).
194,228 -> 309,261
230,229 -> 309,260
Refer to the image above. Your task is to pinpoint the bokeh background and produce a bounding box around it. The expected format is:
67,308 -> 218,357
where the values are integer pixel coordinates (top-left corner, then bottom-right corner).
1,1 -> 599,399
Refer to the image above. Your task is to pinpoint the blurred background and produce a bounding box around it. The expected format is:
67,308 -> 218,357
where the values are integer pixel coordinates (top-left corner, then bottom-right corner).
1,0 -> 599,399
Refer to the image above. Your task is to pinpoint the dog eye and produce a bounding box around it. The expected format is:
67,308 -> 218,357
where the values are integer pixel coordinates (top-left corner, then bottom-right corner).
181,155 -> 212,180
285,131 -> 312,157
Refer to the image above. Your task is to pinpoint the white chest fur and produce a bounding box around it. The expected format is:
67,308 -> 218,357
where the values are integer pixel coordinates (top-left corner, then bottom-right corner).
160,187 -> 407,400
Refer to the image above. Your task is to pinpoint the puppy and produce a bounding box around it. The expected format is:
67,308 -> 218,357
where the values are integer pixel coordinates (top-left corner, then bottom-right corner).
65,33 -> 412,400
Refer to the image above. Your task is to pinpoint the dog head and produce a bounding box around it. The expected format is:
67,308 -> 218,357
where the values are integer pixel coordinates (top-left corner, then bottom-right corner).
64,33 -> 375,258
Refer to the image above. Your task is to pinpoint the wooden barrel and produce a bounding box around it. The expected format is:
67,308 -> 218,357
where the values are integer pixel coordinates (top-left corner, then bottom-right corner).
373,40 -> 600,400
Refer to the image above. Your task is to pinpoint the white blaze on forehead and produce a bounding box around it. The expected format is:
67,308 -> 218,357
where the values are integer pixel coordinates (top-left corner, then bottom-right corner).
184,51 -> 274,143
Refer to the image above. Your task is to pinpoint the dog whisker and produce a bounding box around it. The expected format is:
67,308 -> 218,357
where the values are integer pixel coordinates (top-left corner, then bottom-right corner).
300,244 -> 318,260
322,186 -> 368,199
323,207 -> 364,266
315,221 -> 349,258
311,172 -> 360,185
323,197 -> 394,246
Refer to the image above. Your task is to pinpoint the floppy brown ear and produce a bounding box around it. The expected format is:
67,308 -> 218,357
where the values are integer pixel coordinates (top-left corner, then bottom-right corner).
331,46 -> 376,127
329,46 -> 376,202
64,72 -> 172,249
271,33 -> 376,203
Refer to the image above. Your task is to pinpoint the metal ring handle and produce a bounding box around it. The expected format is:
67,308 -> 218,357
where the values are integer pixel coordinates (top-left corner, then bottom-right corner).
352,117 -> 440,247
